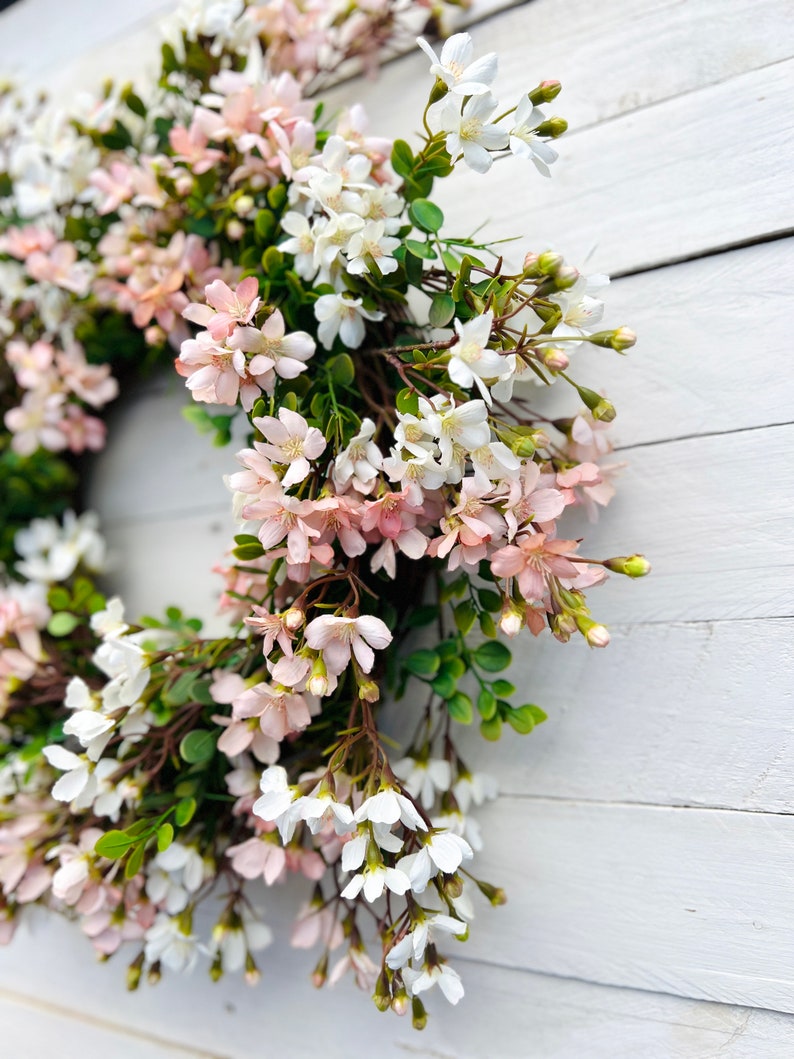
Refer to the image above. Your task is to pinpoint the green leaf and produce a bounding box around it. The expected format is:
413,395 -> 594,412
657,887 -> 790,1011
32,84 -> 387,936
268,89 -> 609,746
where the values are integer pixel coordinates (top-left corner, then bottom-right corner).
409,198 -> 444,234
405,239 -> 437,261
47,612 -> 80,637
447,691 -> 473,724
479,612 -> 497,638
480,715 -> 503,741
328,352 -> 355,387
453,600 -> 477,636
492,679 -> 516,698
441,249 -> 461,274
125,842 -> 145,880
179,730 -> 217,764
404,649 -> 440,678
429,293 -> 455,328
477,589 -> 502,613
267,183 -> 287,210
404,248 -> 424,286
156,822 -> 174,853
254,209 -> 275,241
391,139 -> 414,178
123,91 -> 146,118
431,670 -> 457,699
474,640 -> 512,673
192,681 -> 217,706
233,542 -> 265,561
404,605 -> 438,629
163,670 -> 197,707
477,689 -> 497,720
94,830 -> 134,859
396,387 -> 419,416
47,587 -> 71,611
174,796 -> 197,826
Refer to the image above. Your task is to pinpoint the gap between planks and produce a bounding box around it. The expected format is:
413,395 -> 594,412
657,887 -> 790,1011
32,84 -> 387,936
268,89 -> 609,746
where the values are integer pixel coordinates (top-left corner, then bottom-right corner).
495,793 -> 794,816
615,419 -> 794,453
612,226 -> 794,280
0,985 -> 228,1059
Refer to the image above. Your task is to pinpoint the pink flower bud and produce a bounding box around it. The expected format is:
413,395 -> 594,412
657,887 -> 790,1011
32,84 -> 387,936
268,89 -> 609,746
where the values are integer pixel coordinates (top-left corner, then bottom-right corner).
283,607 -> 305,631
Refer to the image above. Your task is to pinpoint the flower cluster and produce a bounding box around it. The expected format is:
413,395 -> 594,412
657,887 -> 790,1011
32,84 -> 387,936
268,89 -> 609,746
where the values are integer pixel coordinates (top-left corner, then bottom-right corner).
0,1 -> 647,1028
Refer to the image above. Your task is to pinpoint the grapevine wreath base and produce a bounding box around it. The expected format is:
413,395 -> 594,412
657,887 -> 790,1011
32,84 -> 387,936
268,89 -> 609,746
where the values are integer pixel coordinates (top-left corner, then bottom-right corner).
0,0 -> 647,1027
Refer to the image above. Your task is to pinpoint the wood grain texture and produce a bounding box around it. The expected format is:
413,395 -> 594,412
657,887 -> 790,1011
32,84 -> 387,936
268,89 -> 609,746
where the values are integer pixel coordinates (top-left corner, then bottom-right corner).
464,798 -> 794,1013
387,618 -> 794,813
0,990 -> 219,1059
558,423 -> 794,624
326,37 -> 794,276
526,238 -> 794,448
0,0 -> 172,87
1,907 -> 793,1058
90,422 -> 794,626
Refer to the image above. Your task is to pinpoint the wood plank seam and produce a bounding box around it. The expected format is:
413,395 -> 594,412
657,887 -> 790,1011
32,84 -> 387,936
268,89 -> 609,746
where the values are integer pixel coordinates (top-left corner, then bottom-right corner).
562,52 -> 794,139
0,985 -> 229,1058
615,420 -> 794,454
496,794 -> 794,815
612,228 -> 794,281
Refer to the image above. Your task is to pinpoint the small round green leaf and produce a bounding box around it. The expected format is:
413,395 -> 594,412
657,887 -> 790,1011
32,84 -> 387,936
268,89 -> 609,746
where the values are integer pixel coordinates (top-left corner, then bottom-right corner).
429,293 -> 455,328
94,830 -> 134,860
174,796 -> 197,826
179,730 -> 217,764
409,198 -> 444,234
447,691 -> 473,725
157,822 -> 174,853
480,715 -> 503,741
47,612 -> 80,637
404,649 -> 440,678
473,640 -> 512,673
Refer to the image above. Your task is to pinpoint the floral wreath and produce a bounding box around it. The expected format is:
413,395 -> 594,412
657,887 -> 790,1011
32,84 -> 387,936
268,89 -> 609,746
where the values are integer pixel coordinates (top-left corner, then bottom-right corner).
0,0 -> 647,1027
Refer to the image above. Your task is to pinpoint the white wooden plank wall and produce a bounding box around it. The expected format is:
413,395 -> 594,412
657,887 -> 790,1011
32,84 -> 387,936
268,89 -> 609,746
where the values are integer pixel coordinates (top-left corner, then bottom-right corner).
1,0 -> 793,1055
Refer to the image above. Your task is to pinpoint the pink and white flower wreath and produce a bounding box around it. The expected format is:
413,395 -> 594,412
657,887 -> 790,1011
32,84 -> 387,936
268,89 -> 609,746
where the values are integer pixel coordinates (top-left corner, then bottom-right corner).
0,0 -> 648,1027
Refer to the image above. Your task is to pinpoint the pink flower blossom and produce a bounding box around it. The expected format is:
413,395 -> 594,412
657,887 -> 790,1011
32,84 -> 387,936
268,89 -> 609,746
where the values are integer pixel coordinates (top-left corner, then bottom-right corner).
490,533 -> 581,602
183,276 -> 260,341
253,408 -> 326,488
304,614 -> 392,675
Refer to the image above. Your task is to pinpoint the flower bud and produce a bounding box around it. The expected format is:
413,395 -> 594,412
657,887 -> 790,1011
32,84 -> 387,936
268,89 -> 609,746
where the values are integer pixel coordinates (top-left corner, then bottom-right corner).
577,617 -> 610,648
372,969 -> 392,1012
283,607 -> 305,630
475,879 -> 508,906
358,679 -> 380,703
529,80 -> 562,105
429,78 -> 449,105
244,952 -> 261,985
553,265 -> 580,290
536,250 -> 563,275
234,194 -> 255,216
307,657 -> 328,697
412,996 -> 428,1031
225,219 -> 245,241
510,435 -> 536,458
522,251 -> 540,273
311,951 -> 328,988
591,398 -> 616,423
538,346 -> 569,372
391,986 -> 410,1016
144,325 -> 166,346
126,952 -> 144,991
147,961 -> 162,985
603,554 -> 651,578
536,116 -> 568,138
442,873 -> 464,900
210,953 -> 223,982
588,327 -> 637,352
498,601 -> 524,638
